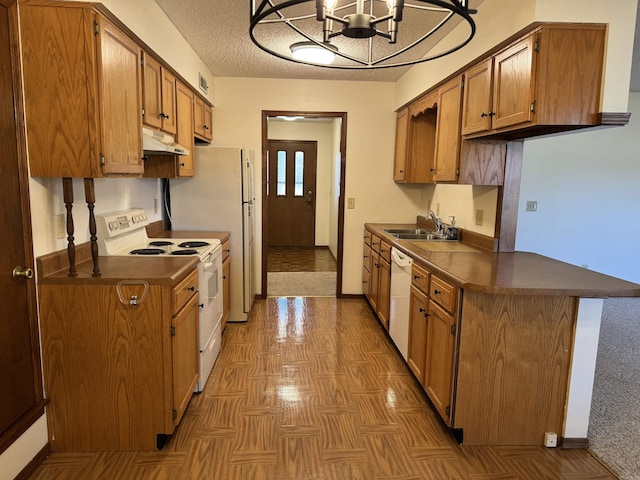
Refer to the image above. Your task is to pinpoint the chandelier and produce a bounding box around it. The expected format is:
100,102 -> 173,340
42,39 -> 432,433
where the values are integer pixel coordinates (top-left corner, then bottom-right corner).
249,0 -> 476,69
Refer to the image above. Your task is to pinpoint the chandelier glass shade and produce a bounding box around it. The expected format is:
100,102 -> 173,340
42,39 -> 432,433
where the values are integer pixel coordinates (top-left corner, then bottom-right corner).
250,0 -> 477,69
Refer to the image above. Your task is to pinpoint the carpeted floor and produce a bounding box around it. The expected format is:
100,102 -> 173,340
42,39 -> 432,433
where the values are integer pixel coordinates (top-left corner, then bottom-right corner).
267,271 -> 337,297
589,297 -> 640,479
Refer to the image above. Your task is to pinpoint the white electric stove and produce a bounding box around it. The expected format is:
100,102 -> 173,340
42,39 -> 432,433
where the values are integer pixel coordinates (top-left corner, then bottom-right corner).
96,208 -> 222,392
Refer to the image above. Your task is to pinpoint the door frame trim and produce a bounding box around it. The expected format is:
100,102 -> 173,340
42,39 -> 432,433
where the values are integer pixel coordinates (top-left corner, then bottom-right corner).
261,110 -> 348,297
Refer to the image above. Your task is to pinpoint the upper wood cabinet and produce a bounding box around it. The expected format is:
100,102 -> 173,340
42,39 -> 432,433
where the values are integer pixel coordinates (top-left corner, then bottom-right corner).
394,76 -> 463,184
20,2 -> 143,177
461,24 -> 606,138
142,52 -> 177,135
433,76 -> 463,182
194,95 -> 213,142
393,107 -> 409,181
176,81 -> 195,177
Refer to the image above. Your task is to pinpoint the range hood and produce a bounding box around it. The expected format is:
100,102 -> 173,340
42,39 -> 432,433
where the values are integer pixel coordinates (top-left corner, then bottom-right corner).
142,127 -> 190,156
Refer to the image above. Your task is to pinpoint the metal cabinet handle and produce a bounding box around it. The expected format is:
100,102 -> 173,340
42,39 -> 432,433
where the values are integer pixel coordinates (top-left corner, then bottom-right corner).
188,286 -> 196,292
116,280 -> 149,305
434,289 -> 441,295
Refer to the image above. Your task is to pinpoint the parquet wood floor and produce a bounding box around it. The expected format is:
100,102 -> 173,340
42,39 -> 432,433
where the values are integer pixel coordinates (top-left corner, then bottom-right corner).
267,247 -> 337,272
29,298 -> 616,480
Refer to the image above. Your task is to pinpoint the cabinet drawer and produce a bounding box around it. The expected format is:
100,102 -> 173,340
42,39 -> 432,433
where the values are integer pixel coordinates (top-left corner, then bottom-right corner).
222,239 -> 231,263
363,242 -> 372,272
362,265 -> 370,297
411,263 -> 430,293
430,275 -> 457,313
379,240 -> 392,264
371,234 -> 381,254
173,269 -> 198,314
364,229 -> 372,246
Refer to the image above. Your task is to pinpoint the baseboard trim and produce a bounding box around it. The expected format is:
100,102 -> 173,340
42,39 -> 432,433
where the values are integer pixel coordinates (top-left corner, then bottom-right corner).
337,293 -> 365,299
561,437 -> 589,449
15,442 -> 50,480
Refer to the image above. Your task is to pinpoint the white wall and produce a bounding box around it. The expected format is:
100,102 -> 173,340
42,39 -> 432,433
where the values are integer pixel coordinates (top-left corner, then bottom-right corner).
267,120 -> 336,246
516,93 -> 640,284
419,184 -> 499,237
211,77 -> 422,295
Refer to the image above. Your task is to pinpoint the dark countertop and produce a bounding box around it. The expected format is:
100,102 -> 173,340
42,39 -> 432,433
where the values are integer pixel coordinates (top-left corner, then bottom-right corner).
366,223 -> 640,298
146,222 -> 230,243
38,255 -> 198,286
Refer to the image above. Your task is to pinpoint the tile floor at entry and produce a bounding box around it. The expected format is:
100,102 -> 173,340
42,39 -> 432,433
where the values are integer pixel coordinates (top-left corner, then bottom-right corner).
29,298 -> 615,479
267,246 -> 337,272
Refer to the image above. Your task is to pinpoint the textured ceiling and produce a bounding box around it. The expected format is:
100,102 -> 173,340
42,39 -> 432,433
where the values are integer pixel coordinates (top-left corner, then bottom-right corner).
155,0 -> 640,92
154,0 -> 483,82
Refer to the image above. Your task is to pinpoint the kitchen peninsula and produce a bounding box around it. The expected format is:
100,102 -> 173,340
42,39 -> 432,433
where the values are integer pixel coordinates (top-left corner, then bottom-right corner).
364,221 -> 640,448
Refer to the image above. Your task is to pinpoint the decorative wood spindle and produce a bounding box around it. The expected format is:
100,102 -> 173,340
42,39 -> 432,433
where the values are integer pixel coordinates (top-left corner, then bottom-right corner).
62,177 -> 77,277
84,178 -> 101,277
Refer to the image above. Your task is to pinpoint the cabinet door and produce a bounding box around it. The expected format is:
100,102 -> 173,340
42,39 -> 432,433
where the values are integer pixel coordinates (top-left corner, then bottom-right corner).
172,293 -> 199,426
424,300 -> 456,423
160,68 -> 177,135
433,76 -> 463,182
96,16 -> 143,175
193,95 -> 206,138
175,81 -> 195,176
393,108 -> 409,182
362,241 -> 372,297
461,58 -> 493,135
142,52 -> 162,131
204,104 -> 213,141
369,251 -> 380,312
19,4 -> 101,177
407,285 -> 429,384
407,91 -> 438,183
491,34 -> 536,130
377,258 -> 391,331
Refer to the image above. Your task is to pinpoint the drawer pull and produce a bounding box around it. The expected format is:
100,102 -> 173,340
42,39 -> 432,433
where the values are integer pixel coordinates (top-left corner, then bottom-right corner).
413,275 -> 420,280
434,289 -> 441,295
116,280 -> 149,306
419,307 -> 426,313
188,286 -> 196,292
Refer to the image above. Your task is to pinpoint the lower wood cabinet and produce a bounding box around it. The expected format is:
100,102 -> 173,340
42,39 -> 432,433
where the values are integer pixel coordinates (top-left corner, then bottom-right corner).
39,268 -> 199,451
363,230 -> 391,330
408,263 -> 457,424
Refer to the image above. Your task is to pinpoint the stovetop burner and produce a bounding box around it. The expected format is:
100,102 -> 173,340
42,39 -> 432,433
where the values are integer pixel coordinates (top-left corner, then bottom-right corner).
172,249 -> 198,256
149,240 -> 174,247
130,248 -> 165,255
178,241 -> 210,248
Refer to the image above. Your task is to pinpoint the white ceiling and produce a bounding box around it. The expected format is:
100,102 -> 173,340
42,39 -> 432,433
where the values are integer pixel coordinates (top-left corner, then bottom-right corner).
154,0 -> 640,91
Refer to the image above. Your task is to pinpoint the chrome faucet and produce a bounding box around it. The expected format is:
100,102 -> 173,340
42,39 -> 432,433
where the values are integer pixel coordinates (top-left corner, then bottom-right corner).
427,210 -> 443,234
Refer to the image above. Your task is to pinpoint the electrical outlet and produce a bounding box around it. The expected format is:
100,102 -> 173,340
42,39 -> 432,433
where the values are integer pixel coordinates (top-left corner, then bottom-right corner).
526,200 -> 538,212
55,214 -> 66,239
475,209 -> 484,226
581,264 -> 589,269
436,202 -> 440,215
347,197 -> 355,209
544,432 -> 558,448
154,198 -> 158,214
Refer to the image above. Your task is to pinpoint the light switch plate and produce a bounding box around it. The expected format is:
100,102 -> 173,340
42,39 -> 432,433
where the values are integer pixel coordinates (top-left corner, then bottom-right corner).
475,209 -> 484,226
347,198 -> 355,209
526,201 -> 538,212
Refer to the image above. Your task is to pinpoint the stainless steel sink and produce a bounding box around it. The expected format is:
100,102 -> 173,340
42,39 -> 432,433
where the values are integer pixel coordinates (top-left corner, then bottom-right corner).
384,228 -> 430,235
393,233 -> 444,240
383,228 -> 445,240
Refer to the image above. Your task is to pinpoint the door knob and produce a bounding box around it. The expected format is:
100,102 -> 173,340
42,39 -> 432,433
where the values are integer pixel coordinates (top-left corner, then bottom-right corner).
13,266 -> 33,280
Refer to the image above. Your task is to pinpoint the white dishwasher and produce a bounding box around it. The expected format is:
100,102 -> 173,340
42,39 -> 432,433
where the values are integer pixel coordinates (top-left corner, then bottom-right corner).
390,247 -> 413,360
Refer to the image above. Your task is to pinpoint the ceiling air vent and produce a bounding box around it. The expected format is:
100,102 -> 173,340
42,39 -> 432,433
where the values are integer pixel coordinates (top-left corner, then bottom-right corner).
198,73 -> 209,94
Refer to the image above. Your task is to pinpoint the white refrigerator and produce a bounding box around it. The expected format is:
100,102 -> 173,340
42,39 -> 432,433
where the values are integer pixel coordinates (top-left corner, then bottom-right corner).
170,146 -> 256,322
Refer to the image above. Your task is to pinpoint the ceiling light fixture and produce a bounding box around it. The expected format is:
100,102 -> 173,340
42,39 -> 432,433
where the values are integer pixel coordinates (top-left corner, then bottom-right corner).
250,0 -> 477,69
291,41 -> 338,64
